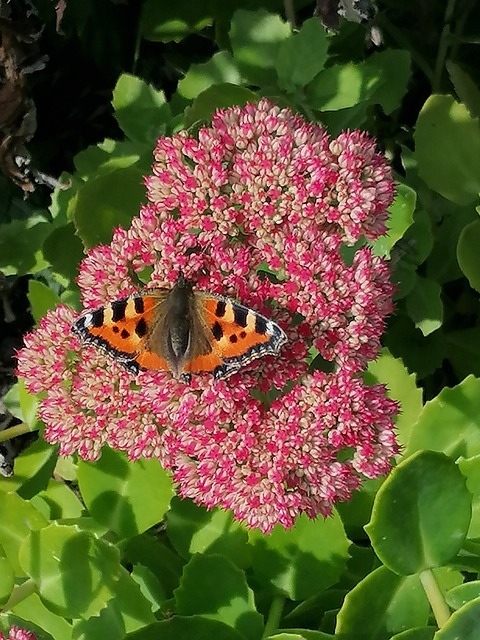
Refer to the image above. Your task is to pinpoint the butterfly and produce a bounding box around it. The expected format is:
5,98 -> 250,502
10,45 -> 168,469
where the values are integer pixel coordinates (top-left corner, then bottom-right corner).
72,274 -> 287,383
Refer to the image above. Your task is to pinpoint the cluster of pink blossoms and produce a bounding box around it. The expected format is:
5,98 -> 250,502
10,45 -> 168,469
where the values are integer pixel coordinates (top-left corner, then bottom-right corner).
0,626 -> 37,640
17,99 -> 398,532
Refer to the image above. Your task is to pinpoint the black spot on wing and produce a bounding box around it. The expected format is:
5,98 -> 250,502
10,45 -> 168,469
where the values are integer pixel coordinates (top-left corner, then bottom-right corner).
120,329 -> 130,339
135,317 -> 148,338
134,297 -> 145,314
233,306 -> 248,328
215,300 -> 227,317
229,334 -> 238,343
212,321 -> 223,341
112,300 -> 128,322
255,314 -> 268,335
91,309 -> 104,328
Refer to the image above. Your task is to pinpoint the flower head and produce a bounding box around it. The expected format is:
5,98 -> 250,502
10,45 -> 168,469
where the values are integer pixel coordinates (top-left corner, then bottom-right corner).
0,626 -> 37,640
17,99 -> 398,533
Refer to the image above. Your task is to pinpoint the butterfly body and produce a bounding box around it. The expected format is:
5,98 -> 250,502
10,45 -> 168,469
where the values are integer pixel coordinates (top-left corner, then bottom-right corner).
73,275 -> 287,382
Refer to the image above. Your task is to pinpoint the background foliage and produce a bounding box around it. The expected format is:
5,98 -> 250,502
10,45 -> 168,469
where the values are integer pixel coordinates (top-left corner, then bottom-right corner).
1,0 -> 480,638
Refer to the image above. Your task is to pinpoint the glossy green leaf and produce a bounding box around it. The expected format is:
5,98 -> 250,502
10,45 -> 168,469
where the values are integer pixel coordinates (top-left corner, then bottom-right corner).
27,280 -> 61,323
336,566 -> 429,639
405,276 -> 443,336
184,84 -> 258,129
125,615 -> 245,639
123,533 -> 184,597
444,328 -> 480,379
406,375 -> 480,458
385,316 -> 444,379
31,479 -> 84,520
414,95 -> 480,204
42,223 -> 85,284
166,497 -> 250,568
72,567 -> 155,639
175,554 -> 263,640
435,597 -> 480,639
362,49 -> 411,114
0,492 -> 48,573
272,630 -> 334,639
250,512 -> 350,601
12,593 -> 72,640
389,629 -> 436,639
74,139 -> 147,179
19,524 -> 121,618
446,60 -> 480,119
366,451 -> 471,575
77,448 -> 174,538
366,349 -> 423,450
458,455 -> 480,537
276,18 -> 329,93
446,580 -> 480,610
140,0 -> 212,42
16,438 -> 58,500
178,52 -> 243,100
306,62 -> 366,111
372,183 -> 417,258
0,555 -> 14,605
457,219 -> 480,292
230,9 -> 291,86
113,73 -> 171,144
72,167 -> 146,248
0,214 -> 50,276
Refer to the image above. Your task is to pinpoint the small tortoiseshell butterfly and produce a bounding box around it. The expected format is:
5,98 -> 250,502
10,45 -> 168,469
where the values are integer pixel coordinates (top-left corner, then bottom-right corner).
72,274 -> 287,383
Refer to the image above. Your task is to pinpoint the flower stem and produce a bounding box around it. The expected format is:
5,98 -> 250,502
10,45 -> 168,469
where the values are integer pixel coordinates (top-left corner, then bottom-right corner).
0,422 -> 37,443
262,594 -> 286,639
3,579 -> 36,611
419,568 -> 451,628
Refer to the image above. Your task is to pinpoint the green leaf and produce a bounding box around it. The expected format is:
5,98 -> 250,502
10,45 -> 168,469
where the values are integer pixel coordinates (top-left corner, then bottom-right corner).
372,183 -> 416,258
458,455 -> 480,538
125,615 -> 245,639
405,375 -> 480,458
0,555 -> 14,605
184,84 -> 258,129
72,167 -> 146,248
366,349 -> 423,450
11,592 -> 73,640
446,60 -> 480,119
42,223 -> 85,284
230,9 -> 291,86
414,95 -> 480,205
19,524 -> 121,618
16,438 -> 59,500
178,52 -> 244,100
31,479 -> 84,520
77,448 -> 174,538
250,512 -> 350,601
113,73 -> 171,144
405,276 -> 443,336
175,554 -> 263,640
276,19 -> 329,93
363,49 -> 411,114
336,567 -> 429,639
306,62 -> 367,111
446,580 -> 480,610
0,214 -> 50,276
72,568 -> 155,639
389,628 -> 436,639
123,533 -> 184,597
435,597 -> 480,639
0,492 -> 48,573
457,219 -> 480,292
366,451 -> 471,575
27,281 -> 61,323
166,497 -> 250,568
385,316 -> 444,379
74,139 -> 148,179
445,328 -> 480,379
140,0 -> 212,42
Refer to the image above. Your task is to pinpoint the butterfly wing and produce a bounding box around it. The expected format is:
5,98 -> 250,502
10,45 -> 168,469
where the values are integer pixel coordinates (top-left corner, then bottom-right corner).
186,293 -> 287,380
73,291 -> 171,373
